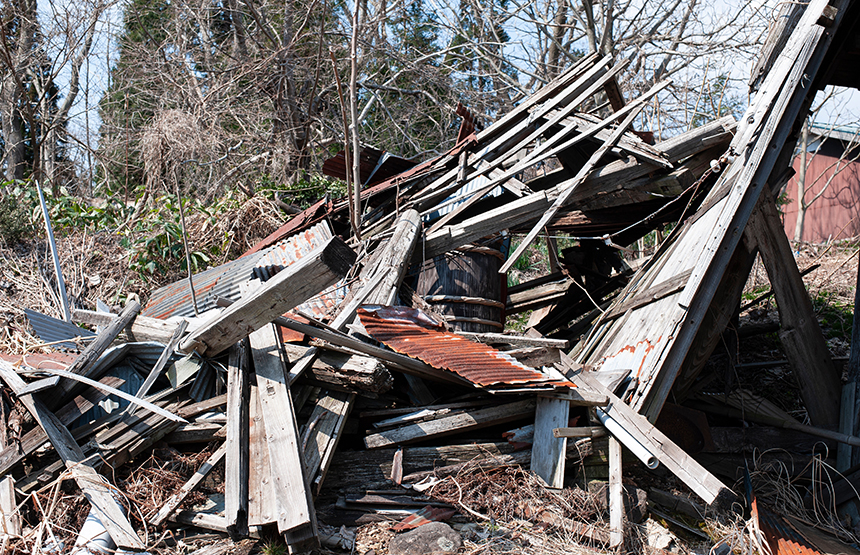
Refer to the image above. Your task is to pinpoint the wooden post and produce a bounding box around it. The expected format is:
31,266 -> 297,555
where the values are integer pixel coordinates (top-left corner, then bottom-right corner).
746,187 -> 841,429
850,256 -> 860,466
608,436 -> 624,548
225,343 -> 250,537
180,236 -> 356,357
249,325 -> 316,538
0,477 -> 20,537
531,396 -> 568,488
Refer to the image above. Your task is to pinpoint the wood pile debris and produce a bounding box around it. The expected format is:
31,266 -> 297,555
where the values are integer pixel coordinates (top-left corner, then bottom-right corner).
3,2 -> 860,554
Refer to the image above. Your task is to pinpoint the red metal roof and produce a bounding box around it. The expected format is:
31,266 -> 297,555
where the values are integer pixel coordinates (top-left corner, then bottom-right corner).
356,306 -> 574,388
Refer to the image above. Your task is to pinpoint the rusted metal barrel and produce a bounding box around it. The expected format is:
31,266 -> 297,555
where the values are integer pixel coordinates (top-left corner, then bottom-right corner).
416,244 -> 505,332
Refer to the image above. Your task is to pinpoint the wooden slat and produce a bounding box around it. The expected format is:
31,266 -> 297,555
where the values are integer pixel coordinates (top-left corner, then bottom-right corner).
365,399 -> 536,449
51,300 -> 141,407
0,477 -> 20,537
500,79 -> 669,274
249,325 -> 316,536
225,343 -> 249,536
301,390 -> 355,492
608,436 -> 623,547
73,308 -> 181,344
531,396 -> 568,488
247,379 -> 276,526
125,319 -> 188,417
180,236 -> 356,356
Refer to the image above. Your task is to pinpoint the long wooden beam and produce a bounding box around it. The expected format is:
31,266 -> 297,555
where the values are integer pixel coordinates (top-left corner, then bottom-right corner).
180,236 -> 356,357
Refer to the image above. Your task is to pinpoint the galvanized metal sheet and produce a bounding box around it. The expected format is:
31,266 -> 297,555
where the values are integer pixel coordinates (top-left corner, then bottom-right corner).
25,308 -> 95,350
142,221 -> 346,320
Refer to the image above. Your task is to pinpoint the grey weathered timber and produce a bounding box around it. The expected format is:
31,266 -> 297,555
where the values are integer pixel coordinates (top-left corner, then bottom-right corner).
225,344 -> 249,536
531,396 -> 568,488
745,188 -> 841,429
577,0 -> 835,423
73,308 -> 182,343
301,390 -> 355,493
365,399 -> 536,449
0,361 -> 143,549
125,319 -> 189,417
151,442 -> 227,526
851,254 -> 860,466
420,117 -> 734,263
552,426 -> 605,438
16,376 -> 60,396
608,436 -> 624,547
51,300 -> 141,407
288,209 -> 421,383
180,236 -> 356,356
247,379 -> 276,526
501,80 -> 668,274
249,324 -> 316,536
283,343 -> 392,394
0,476 -> 20,537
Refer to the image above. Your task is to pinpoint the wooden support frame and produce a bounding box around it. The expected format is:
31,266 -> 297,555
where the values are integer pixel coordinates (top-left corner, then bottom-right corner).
745,186 -> 841,429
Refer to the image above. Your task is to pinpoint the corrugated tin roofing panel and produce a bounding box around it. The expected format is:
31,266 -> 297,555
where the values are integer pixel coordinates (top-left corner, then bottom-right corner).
24,309 -> 95,350
142,221 -> 345,320
357,305 -> 573,388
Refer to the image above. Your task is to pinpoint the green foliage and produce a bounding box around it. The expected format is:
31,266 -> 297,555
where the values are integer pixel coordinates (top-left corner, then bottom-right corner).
0,182 -> 36,245
812,290 -> 853,341
257,173 -> 347,210
123,192 -> 238,280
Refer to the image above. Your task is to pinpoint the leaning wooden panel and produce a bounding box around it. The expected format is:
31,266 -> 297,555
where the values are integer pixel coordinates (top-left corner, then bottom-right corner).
249,324 -> 316,537
577,0 -> 835,421
180,236 -> 356,357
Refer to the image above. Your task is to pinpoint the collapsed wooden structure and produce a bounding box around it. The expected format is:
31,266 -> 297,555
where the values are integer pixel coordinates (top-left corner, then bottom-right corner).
2,1 -> 860,552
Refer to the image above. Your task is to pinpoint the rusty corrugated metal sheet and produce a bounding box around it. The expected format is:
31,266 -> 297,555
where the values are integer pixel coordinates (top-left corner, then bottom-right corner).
322,147 -> 417,186
357,305 -> 573,388
143,221 -> 345,320
753,498 -> 821,555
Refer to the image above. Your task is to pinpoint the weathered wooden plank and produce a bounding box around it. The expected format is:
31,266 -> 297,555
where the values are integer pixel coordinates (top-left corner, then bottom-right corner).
225,343 -> 249,536
249,325 -> 315,536
51,300 -> 141,407
0,477 -> 20,537
365,399 -> 536,449
302,390 -> 355,494
745,188 -> 841,429
181,236 -> 356,356
73,308 -> 181,343
151,443 -> 227,526
247,379 -> 276,526
531,396 -> 568,488
501,80 -> 669,274
608,436 -> 624,548
0,362 -> 143,549
17,376 -> 60,396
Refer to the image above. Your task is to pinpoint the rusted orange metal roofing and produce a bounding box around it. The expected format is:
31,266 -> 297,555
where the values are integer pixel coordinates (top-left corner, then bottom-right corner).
357,305 -> 574,388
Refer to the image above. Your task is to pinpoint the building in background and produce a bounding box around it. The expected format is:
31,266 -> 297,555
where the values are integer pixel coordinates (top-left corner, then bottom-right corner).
781,123 -> 860,243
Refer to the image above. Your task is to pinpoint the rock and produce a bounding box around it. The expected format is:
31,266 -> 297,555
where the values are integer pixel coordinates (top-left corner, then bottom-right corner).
388,522 -> 462,555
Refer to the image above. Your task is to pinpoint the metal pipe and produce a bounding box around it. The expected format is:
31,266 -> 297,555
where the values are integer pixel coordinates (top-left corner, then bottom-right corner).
595,408 -> 659,469
36,180 -> 71,322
